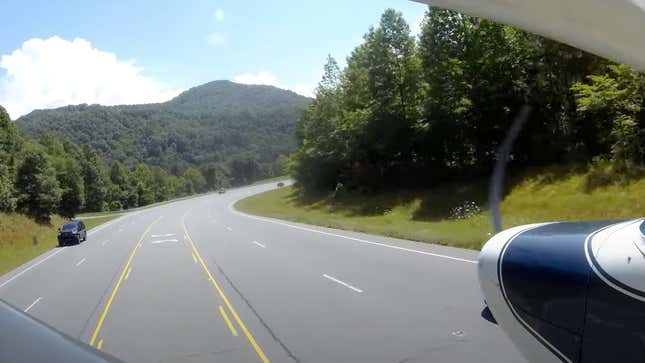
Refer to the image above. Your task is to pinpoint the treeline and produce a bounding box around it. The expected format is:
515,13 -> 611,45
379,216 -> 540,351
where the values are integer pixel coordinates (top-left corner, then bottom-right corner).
0,105 -> 239,223
292,8 -> 645,192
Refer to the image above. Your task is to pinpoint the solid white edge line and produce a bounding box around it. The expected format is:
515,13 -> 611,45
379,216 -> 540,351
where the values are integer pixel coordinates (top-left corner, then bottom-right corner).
75,258 -> 86,267
252,241 -> 266,248
0,248 -> 64,289
228,201 -> 477,264
323,274 -> 363,293
24,297 -> 42,312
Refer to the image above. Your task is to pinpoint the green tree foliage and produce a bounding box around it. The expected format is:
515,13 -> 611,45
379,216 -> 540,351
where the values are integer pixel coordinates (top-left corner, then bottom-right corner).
130,163 -> 155,206
40,134 -> 86,218
227,152 -> 262,185
572,64 -> 645,164
292,7 -> 644,193
291,55 -> 346,190
109,161 -> 135,209
82,146 -> 109,212
182,167 -> 206,194
15,148 -> 62,223
200,162 -> 231,190
0,106 -> 21,211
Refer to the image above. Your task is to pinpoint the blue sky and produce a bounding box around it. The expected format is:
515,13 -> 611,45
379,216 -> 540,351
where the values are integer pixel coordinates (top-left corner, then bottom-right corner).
0,0 -> 428,118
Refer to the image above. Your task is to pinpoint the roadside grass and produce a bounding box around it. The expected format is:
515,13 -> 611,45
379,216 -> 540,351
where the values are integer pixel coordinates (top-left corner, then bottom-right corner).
83,215 -> 121,230
235,166 -> 645,250
0,213 -> 120,276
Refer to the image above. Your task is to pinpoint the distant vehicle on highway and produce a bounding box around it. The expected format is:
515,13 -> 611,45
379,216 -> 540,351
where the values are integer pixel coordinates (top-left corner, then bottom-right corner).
217,188 -> 226,194
277,182 -> 285,187
57,220 -> 87,246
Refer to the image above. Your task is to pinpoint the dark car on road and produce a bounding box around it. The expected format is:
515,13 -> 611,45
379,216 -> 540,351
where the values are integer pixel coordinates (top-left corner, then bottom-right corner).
57,220 -> 87,246
217,188 -> 226,194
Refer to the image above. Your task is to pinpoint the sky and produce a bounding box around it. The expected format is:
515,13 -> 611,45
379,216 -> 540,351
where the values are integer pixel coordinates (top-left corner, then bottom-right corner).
0,0 -> 428,119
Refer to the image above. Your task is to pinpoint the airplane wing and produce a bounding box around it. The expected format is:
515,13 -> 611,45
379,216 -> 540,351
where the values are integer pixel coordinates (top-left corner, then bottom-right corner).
0,299 -> 123,363
412,0 -> 645,70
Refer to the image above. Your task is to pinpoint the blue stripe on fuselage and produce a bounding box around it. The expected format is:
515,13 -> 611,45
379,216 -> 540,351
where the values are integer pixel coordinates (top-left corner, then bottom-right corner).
499,221 -> 616,362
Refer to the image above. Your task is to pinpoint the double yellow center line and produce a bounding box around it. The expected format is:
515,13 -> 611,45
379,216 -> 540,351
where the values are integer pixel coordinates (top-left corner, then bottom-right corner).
182,220 -> 270,363
88,214 -> 269,363
89,217 -> 160,347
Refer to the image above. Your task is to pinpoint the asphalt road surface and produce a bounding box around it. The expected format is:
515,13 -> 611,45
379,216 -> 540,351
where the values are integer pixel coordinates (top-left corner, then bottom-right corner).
0,182 -> 525,363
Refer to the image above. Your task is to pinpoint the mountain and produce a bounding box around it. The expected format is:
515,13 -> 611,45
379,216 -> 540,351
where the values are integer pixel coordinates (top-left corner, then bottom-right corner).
16,80 -> 311,174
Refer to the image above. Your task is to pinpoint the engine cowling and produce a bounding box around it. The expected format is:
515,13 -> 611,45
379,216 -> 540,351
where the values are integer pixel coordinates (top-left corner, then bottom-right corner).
478,219 -> 645,363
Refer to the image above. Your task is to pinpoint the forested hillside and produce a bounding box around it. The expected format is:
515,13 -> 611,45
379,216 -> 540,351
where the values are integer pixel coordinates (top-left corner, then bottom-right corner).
292,8 -> 645,192
0,81 -> 309,221
17,81 -> 310,181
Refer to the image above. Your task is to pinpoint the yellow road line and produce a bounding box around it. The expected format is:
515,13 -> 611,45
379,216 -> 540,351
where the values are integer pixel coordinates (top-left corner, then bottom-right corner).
182,220 -> 270,363
88,218 -> 160,347
219,305 -> 239,336
97,339 -> 104,350
124,267 -> 132,280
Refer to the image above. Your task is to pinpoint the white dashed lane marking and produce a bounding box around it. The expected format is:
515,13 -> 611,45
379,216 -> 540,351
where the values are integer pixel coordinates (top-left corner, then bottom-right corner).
252,241 -> 266,248
24,297 -> 42,312
323,274 -> 363,293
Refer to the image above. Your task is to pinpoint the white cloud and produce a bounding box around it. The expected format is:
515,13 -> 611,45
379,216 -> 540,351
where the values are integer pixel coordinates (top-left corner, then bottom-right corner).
232,71 -> 314,97
214,9 -> 224,22
0,36 -> 182,119
206,32 -> 226,46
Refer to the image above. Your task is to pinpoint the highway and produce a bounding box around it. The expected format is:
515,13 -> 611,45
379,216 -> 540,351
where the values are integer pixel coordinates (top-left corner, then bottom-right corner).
0,182 -> 524,363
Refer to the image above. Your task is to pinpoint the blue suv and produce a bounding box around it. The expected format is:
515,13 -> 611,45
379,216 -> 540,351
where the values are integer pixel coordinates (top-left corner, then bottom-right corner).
57,220 -> 87,246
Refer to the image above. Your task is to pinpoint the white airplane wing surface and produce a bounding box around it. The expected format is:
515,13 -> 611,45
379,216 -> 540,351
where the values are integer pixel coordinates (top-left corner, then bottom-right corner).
413,0 -> 645,70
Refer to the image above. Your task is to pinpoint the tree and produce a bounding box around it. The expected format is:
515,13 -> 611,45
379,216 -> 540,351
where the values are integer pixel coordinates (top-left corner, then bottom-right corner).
150,166 -> 174,202
293,10 -> 423,191
360,9 -> 421,180
57,159 -> 85,218
82,146 -> 109,212
182,167 -> 206,194
39,133 -> 85,218
0,105 -> 20,211
0,165 -> 14,212
0,105 -> 21,166
130,163 -> 154,206
15,149 -> 62,223
200,162 -> 231,190
572,64 -> 645,164
228,152 -> 261,185
292,55 -> 347,190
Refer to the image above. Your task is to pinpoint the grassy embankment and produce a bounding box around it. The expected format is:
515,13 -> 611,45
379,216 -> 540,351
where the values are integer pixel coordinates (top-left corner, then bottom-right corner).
235,166 -> 645,250
0,214 -> 120,276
